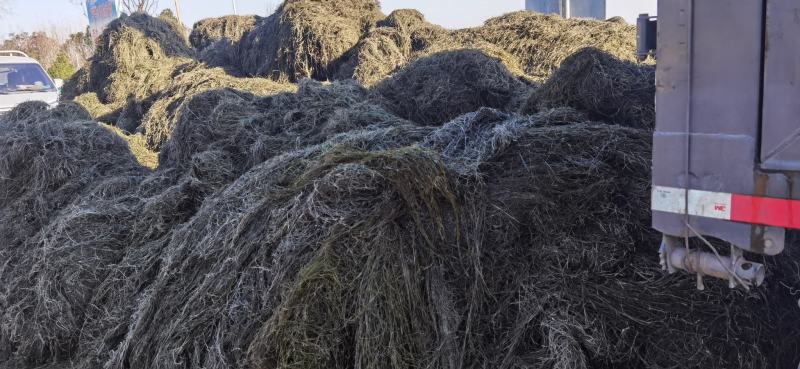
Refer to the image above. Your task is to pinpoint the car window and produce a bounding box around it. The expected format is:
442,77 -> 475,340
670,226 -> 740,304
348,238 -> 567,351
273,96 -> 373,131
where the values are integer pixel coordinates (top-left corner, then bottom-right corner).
0,63 -> 55,92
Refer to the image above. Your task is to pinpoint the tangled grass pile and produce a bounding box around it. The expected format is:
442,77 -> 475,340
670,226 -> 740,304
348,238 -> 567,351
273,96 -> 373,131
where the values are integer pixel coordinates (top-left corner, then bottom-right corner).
336,9 -> 531,85
158,79 -> 408,171
62,0 -> 645,138
139,66 -> 296,151
67,12 -> 193,105
371,49 -> 533,125
7,1 -> 798,368
65,11 -> 194,126
522,47 -> 656,129
334,9 -> 450,85
2,100 -> 798,369
459,11 -> 639,80
190,15 -> 262,51
235,0 -> 384,81
334,8 -> 636,86
191,15 -> 263,73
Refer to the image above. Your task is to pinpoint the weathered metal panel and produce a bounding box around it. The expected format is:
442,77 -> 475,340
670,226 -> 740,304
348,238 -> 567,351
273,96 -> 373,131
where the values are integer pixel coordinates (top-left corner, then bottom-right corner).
569,0 -> 606,19
525,0 -> 562,15
525,0 -> 605,19
761,0 -> 800,172
652,0 -> 785,254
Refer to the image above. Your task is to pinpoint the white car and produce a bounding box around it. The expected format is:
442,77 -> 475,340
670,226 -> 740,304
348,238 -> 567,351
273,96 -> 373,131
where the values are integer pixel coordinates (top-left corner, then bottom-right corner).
0,50 -> 63,116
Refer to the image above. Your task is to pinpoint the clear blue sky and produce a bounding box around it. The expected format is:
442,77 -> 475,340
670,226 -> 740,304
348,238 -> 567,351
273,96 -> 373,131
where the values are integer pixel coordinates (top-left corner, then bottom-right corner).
1,0 -> 656,40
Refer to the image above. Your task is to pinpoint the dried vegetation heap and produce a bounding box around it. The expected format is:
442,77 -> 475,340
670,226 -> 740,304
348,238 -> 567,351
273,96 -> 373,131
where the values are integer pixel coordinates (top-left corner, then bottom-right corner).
158,79 -> 411,170
371,49 -> 533,125
191,15 -> 263,73
66,12 -> 194,123
523,47 -> 656,129
190,15 -> 261,51
235,0 -> 384,80
61,0 -> 647,142
140,66 -> 296,151
71,93 -> 114,120
5,1 -> 800,369
336,9 -> 637,85
336,9 -> 529,85
460,11 -> 639,80
334,9 -> 448,85
0,107 -> 146,366
2,100 -> 798,369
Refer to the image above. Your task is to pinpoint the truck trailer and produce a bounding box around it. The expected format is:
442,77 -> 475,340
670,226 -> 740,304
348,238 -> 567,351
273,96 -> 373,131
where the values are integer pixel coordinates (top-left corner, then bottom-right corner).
640,0 -> 800,291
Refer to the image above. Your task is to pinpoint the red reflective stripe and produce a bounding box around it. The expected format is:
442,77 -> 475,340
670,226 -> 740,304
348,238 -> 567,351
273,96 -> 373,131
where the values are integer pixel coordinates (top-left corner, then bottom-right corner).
730,194 -> 800,229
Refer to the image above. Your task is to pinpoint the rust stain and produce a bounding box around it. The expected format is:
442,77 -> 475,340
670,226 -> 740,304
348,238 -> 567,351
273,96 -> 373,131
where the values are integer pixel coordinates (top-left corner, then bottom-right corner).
754,173 -> 769,197
749,174 -> 771,254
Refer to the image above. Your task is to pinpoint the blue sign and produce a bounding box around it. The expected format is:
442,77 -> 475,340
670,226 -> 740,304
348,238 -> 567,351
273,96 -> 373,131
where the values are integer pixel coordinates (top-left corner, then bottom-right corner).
86,0 -> 120,38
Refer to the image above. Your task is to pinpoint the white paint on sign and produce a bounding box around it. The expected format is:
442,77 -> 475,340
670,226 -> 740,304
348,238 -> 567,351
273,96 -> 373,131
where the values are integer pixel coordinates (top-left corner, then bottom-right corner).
651,186 -> 732,220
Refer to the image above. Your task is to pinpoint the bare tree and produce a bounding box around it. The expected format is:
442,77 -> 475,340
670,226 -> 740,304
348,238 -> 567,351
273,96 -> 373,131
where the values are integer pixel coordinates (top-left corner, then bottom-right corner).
61,28 -> 95,69
2,32 -> 61,68
121,0 -> 159,15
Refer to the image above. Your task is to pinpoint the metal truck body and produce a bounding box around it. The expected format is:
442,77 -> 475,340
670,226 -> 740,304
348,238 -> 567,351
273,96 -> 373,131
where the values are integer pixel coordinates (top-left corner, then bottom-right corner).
647,0 -> 800,288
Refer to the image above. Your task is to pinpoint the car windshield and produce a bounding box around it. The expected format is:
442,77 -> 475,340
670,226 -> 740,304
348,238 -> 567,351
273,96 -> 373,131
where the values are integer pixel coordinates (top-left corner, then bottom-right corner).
0,63 -> 55,93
